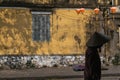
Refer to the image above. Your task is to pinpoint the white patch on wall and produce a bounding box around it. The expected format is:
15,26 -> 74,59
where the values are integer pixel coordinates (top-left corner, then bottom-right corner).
116,6 -> 120,13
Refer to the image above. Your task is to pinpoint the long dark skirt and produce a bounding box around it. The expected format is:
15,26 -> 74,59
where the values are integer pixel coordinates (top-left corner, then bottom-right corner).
84,47 -> 101,80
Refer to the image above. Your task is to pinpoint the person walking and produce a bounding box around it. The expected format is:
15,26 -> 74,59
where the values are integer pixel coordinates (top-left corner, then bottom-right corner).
84,32 -> 110,80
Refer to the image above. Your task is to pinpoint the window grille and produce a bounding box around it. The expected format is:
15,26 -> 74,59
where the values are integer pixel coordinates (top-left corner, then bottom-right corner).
32,12 -> 51,41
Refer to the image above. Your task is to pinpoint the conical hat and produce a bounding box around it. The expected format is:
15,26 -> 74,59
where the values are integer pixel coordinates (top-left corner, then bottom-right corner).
86,32 -> 110,47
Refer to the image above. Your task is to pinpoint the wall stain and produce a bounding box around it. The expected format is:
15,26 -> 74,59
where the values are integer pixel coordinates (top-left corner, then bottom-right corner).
0,8 -> 118,55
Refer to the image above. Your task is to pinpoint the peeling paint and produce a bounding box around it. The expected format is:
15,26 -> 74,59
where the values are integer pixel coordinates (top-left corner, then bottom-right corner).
0,8 -> 119,55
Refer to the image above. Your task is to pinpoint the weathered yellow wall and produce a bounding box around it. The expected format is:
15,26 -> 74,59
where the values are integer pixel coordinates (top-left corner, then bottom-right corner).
0,8 -> 93,55
0,8 -> 32,55
50,9 -> 93,55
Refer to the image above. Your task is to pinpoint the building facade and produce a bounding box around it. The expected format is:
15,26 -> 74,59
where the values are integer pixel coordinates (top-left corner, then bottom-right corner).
0,0 -> 119,69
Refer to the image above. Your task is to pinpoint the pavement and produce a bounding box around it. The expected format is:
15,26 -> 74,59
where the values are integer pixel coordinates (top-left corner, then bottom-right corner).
0,65 -> 120,80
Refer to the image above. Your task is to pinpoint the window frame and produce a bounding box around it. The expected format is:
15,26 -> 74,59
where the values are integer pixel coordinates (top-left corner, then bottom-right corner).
31,11 -> 51,42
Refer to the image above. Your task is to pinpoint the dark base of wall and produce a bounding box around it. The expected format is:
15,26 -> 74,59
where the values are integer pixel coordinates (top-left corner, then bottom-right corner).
0,55 -> 115,69
0,56 -> 85,69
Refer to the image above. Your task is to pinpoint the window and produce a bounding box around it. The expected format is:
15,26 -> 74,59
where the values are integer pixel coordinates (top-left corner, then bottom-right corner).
32,12 -> 51,41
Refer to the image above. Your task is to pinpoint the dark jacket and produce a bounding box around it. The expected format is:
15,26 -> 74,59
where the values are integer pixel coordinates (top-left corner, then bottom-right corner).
84,47 -> 101,80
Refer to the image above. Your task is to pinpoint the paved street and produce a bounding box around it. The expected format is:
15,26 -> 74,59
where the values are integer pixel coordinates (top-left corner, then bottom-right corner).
0,65 -> 120,80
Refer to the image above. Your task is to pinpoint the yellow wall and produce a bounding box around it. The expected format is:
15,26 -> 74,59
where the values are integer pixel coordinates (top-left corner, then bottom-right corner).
0,8 -> 93,55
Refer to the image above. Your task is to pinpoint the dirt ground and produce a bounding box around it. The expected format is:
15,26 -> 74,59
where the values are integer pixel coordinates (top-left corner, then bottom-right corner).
0,65 -> 120,80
